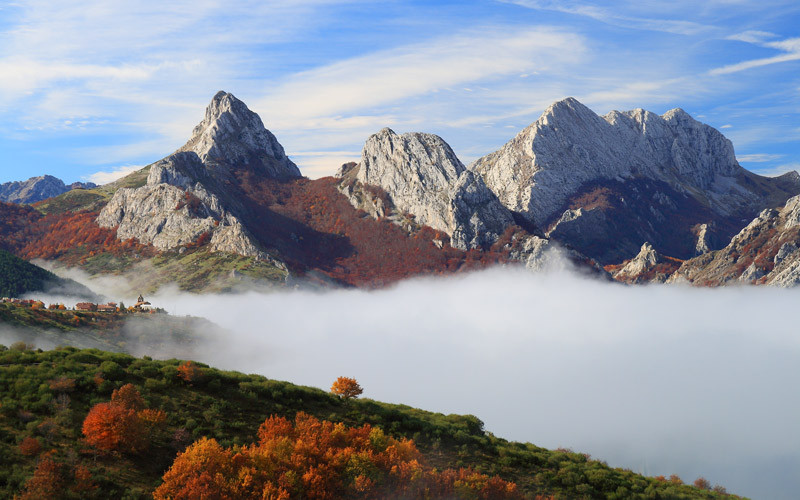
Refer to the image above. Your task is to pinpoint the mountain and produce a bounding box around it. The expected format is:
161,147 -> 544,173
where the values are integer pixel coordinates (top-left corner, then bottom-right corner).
340,127 -> 514,250
471,98 -> 800,264
0,346 -> 738,499
3,91 -> 798,289
0,248 -> 95,299
0,175 -> 96,204
335,128 -> 603,274
668,194 -> 800,286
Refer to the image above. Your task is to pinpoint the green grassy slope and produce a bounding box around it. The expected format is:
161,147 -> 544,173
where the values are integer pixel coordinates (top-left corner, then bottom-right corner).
0,347 -> 741,499
0,249 -> 93,299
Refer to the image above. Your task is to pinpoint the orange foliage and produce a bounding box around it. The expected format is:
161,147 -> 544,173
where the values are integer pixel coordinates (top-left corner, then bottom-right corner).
330,376 -> 363,400
82,402 -> 144,453
111,383 -> 145,411
0,201 -> 155,265
18,436 -> 42,456
154,412 -> 520,500
82,384 -> 165,454
177,361 -> 201,383
17,453 -> 65,500
17,452 -> 97,500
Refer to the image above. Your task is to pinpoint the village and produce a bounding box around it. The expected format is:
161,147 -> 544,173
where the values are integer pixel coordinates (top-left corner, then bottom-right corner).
0,294 -> 159,314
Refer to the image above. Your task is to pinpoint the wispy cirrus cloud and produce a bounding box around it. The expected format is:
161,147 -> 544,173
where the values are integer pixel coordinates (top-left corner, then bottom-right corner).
257,27 -> 586,129
737,153 -> 784,163
710,36 -> 800,75
500,0 -> 718,35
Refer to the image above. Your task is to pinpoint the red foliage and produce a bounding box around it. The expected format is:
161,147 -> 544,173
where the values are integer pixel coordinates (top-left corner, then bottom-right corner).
19,436 -> 42,456
154,412 -> 521,500
82,402 -> 144,453
82,384 -> 164,454
18,211 -> 155,265
230,174 -> 508,287
17,452 -> 97,500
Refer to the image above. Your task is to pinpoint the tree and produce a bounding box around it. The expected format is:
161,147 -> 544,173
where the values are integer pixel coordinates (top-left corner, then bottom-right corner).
82,402 -> 144,453
19,436 -> 41,456
111,383 -> 144,411
177,361 -> 200,383
155,412 -> 521,500
693,477 -> 711,490
330,376 -> 363,400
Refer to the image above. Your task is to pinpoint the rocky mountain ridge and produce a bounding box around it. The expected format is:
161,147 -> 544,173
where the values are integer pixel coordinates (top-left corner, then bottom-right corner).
668,194 -> 800,286
5,91 -> 800,288
471,98 -> 800,263
96,92 -> 293,269
339,128 -> 514,250
0,175 -> 96,204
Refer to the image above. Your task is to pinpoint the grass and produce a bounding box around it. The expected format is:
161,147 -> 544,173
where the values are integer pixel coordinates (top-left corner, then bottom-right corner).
0,346 -> 742,500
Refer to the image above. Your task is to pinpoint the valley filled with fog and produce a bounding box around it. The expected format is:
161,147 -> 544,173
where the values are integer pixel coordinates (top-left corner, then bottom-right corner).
16,264 -> 800,500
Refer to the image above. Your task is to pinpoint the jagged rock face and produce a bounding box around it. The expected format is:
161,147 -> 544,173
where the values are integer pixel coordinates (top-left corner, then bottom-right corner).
0,175 -> 96,204
178,91 -> 301,180
610,242 -> 681,284
96,92 -> 295,265
472,97 -> 800,263
669,195 -> 800,286
355,128 -> 513,250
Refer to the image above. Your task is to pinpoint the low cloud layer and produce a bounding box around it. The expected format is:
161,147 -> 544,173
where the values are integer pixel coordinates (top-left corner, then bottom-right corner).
11,265 -> 800,499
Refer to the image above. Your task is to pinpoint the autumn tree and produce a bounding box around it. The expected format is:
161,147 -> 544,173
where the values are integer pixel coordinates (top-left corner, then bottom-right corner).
19,436 -> 41,456
177,361 -> 201,383
111,383 -> 145,411
693,477 -> 711,490
330,376 -> 363,400
82,402 -> 144,453
154,412 -> 521,500
82,384 -> 165,454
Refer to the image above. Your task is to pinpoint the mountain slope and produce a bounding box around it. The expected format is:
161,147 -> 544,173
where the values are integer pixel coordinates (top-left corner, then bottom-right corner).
0,249 -> 93,299
0,347 -> 738,499
669,194 -> 800,286
0,175 -> 96,205
472,98 -> 800,264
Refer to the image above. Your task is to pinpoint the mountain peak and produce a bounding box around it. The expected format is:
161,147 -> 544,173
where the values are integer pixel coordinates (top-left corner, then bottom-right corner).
178,91 -> 300,179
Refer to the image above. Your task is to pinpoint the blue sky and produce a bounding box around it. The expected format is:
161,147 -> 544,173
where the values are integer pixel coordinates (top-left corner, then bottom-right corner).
0,0 -> 799,184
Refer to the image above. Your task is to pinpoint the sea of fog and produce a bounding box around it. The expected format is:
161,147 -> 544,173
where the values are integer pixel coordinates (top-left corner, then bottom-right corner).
22,265 -> 800,499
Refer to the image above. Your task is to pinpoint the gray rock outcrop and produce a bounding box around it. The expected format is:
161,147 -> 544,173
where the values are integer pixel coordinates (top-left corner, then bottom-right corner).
177,91 -> 301,180
96,91 -> 293,266
349,128 -> 513,250
669,195 -> 800,286
471,97 -> 800,263
472,98 -> 777,226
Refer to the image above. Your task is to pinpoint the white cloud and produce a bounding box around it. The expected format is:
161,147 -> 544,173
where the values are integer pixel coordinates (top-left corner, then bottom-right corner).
289,151 -> 361,179
501,0 -> 718,35
709,36 -> 800,75
256,27 -> 586,130
85,164 -> 145,185
752,162 -> 800,177
736,153 -> 784,162
726,30 -> 777,44
720,124 -> 732,128
98,266 -> 800,500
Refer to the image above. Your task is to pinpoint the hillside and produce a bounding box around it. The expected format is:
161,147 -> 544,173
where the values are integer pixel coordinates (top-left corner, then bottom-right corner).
0,249 -> 94,299
0,346 -> 739,499
0,301 -> 224,359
